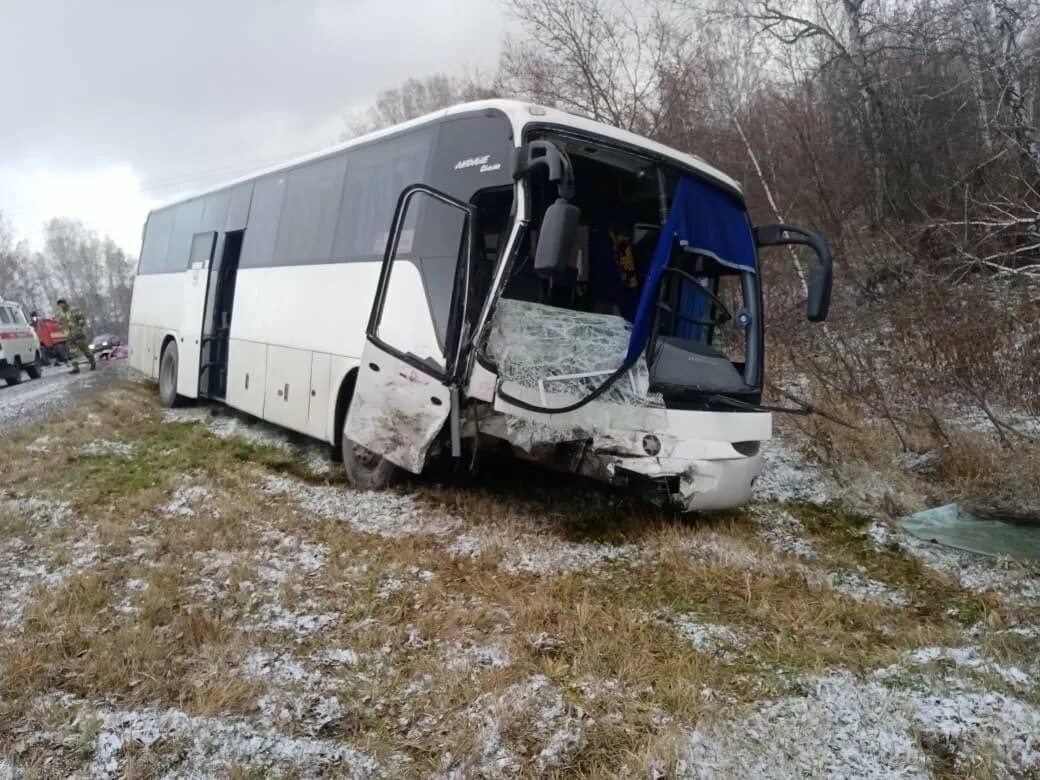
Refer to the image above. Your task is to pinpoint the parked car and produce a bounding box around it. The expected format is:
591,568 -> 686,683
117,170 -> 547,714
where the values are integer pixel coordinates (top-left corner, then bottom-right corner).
89,333 -> 123,358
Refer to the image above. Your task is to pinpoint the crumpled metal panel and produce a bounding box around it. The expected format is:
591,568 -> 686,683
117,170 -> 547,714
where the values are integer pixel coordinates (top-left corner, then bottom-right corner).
487,299 -> 664,448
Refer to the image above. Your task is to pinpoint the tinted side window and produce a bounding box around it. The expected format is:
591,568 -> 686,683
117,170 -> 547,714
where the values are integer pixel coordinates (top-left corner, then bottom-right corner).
240,174 -> 286,268
201,190 -> 231,233
333,127 -> 436,261
138,207 -> 175,274
12,307 -> 27,325
166,199 -> 205,272
275,155 -> 347,265
0,307 -> 11,324
427,113 -> 514,202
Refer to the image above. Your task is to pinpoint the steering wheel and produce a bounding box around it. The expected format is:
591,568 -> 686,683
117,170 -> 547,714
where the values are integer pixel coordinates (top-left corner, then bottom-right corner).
656,266 -> 733,327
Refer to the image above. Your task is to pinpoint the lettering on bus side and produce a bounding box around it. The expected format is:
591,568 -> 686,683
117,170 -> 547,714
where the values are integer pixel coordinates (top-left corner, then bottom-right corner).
454,155 -> 503,174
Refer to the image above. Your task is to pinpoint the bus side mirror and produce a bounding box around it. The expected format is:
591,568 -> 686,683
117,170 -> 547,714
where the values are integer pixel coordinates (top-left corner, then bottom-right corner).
534,199 -> 580,278
753,223 -> 834,323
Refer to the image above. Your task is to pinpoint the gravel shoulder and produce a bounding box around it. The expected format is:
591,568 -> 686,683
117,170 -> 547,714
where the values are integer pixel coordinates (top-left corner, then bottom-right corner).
0,359 -> 129,438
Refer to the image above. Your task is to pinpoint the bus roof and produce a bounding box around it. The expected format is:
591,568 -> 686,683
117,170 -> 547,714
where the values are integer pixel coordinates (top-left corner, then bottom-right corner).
151,99 -> 742,214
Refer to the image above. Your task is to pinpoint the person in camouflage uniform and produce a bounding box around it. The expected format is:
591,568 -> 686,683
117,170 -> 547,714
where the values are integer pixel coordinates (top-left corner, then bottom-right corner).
56,298 -> 96,374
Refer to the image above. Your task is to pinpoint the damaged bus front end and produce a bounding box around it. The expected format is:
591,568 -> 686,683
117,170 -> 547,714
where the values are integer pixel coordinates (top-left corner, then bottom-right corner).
344,102 -> 831,512
469,126 -> 832,511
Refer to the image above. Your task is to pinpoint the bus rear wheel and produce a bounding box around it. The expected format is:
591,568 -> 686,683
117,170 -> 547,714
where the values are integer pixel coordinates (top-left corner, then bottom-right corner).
341,436 -> 400,490
158,342 -> 181,408
26,355 -> 42,379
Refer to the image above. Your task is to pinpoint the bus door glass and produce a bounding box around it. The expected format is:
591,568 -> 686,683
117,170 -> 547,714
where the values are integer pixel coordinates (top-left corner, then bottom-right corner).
345,185 -> 476,473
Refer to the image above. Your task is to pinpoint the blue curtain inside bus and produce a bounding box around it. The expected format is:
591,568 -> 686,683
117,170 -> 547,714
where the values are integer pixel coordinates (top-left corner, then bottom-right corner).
626,175 -> 756,361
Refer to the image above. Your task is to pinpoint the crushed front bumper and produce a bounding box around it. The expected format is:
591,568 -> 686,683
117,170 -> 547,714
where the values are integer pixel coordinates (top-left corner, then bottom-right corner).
606,451 -> 763,510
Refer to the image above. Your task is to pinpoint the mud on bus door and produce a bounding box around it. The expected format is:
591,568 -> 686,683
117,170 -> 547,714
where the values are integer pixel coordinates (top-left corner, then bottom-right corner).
344,184 -> 478,474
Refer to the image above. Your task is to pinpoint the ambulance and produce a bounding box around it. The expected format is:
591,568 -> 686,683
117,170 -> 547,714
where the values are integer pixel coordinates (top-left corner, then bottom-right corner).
0,296 -> 43,386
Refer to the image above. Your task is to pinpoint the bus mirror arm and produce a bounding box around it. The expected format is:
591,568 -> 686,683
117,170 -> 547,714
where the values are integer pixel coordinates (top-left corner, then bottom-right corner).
753,223 -> 834,323
513,141 -> 575,200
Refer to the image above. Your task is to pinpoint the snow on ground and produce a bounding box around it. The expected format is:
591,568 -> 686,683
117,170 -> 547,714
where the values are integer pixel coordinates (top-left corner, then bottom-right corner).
159,483 -> 215,518
675,670 -> 1040,778
0,493 -> 94,630
451,675 -> 586,776
163,406 -> 295,452
79,438 -> 135,457
753,439 -> 837,504
869,519 -> 1040,605
878,645 -> 1033,689
263,474 -> 461,539
450,527 -> 641,575
751,506 -> 819,560
444,641 -> 511,673
658,612 -> 748,661
85,700 -> 383,778
804,566 -> 911,607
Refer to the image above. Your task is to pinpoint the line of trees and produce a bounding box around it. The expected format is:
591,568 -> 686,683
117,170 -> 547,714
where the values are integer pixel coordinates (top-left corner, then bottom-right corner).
0,214 -> 135,336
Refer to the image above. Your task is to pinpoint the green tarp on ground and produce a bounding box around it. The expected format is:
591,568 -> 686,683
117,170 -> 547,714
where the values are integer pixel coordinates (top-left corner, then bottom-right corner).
899,504 -> 1040,562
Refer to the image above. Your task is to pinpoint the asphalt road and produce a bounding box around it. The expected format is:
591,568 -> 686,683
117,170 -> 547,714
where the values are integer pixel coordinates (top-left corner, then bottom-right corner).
0,358 -> 130,438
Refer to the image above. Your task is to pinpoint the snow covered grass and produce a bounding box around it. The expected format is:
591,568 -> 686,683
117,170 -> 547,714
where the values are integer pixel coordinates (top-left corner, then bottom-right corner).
0,380 -> 1037,777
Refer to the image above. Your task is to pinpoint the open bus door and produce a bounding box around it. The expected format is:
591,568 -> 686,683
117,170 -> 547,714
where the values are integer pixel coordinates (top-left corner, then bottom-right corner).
344,184 -> 477,473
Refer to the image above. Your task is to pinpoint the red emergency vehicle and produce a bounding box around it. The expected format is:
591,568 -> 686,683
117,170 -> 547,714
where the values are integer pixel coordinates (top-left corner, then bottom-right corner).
30,313 -> 69,365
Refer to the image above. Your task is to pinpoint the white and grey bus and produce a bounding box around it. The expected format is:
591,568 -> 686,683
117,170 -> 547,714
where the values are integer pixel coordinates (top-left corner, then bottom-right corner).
128,99 -> 832,510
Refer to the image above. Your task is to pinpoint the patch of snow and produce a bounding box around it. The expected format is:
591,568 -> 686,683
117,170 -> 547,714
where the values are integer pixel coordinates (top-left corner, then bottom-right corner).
906,646 -> 1032,689
530,632 -> 566,655
752,507 -> 818,560
376,566 -> 435,598
314,648 -> 360,666
450,528 -> 638,575
163,406 -> 296,452
80,438 -> 135,457
303,444 -> 332,477
680,532 -> 773,572
0,533 -> 97,630
454,675 -> 586,776
753,439 -> 835,504
677,672 -> 928,778
252,602 -> 339,638
804,567 -> 911,607
896,450 -> 940,475
912,690 -> 1040,774
660,613 -> 747,661
159,484 -> 215,518
1,494 -> 74,526
263,474 -> 461,539
885,526 -> 1040,605
446,642 -> 511,672
676,670 -> 1040,778
256,530 -> 328,584
26,434 -> 61,453
87,703 -> 379,777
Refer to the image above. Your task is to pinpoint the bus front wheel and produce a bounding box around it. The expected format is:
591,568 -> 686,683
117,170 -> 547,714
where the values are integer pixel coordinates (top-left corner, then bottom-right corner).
341,436 -> 400,490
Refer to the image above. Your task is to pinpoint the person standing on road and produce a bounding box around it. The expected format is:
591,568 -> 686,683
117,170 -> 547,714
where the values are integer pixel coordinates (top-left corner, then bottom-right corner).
56,298 -> 96,374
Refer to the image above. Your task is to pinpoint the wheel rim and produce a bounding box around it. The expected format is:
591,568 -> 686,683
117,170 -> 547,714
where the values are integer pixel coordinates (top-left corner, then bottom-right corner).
352,443 -> 382,469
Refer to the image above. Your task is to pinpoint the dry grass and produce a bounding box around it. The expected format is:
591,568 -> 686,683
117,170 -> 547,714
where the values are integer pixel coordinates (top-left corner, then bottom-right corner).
0,380 -> 1037,777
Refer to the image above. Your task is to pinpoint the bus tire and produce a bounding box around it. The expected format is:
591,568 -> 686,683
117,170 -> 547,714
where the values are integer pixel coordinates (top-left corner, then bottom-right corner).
26,356 -> 42,379
158,341 -> 181,408
341,435 -> 401,490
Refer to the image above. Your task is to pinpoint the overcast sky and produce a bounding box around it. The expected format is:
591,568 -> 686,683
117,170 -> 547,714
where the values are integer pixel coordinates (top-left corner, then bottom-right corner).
0,0 -> 505,253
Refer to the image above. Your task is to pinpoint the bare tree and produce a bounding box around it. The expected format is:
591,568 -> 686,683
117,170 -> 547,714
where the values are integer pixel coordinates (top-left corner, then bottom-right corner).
498,0 -> 690,134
